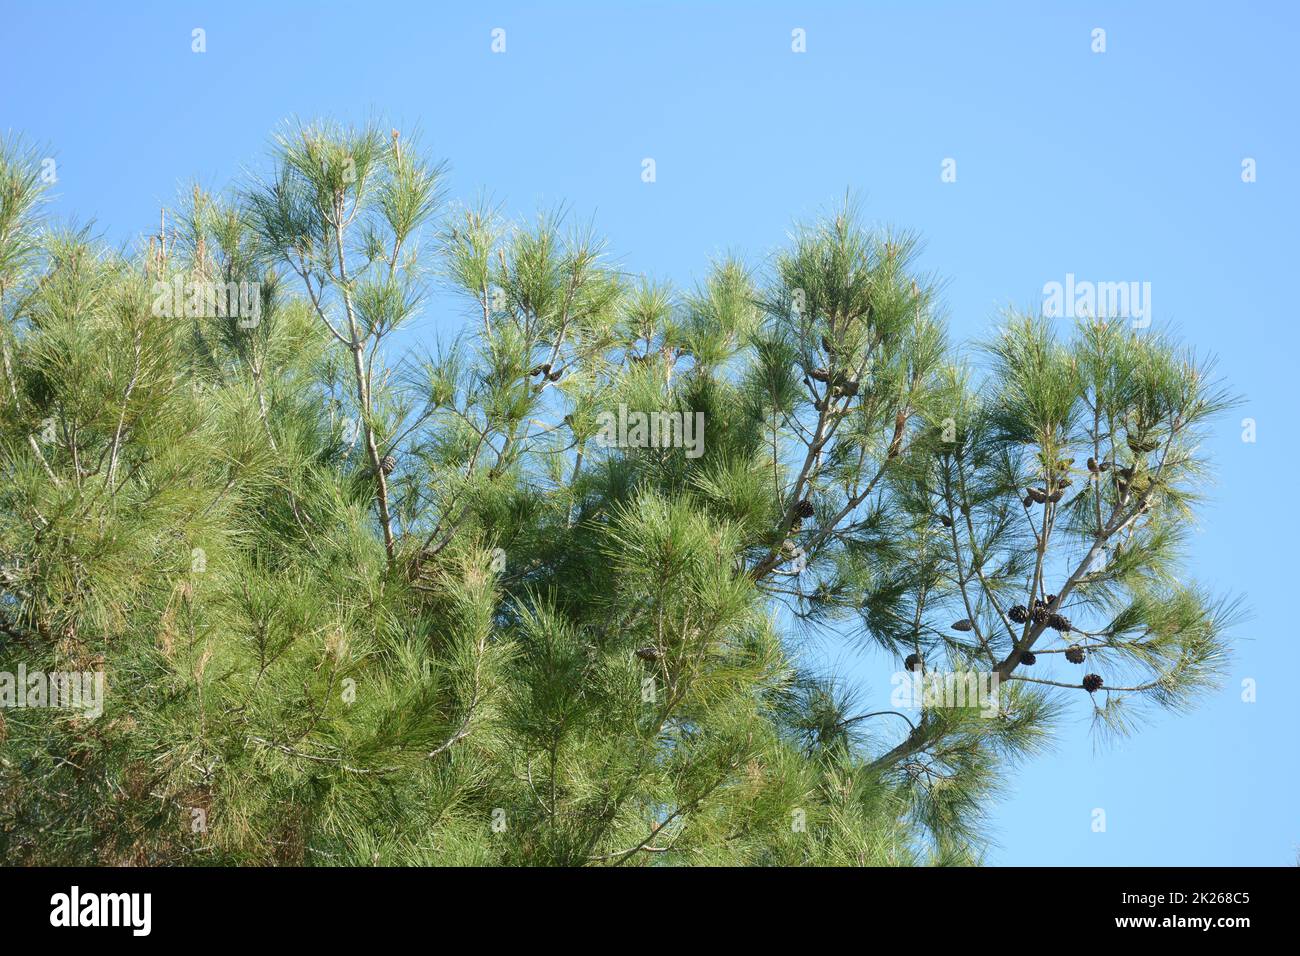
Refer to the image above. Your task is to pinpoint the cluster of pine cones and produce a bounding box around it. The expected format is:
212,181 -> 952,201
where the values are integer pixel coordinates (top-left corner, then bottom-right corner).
928,618 -> 1103,690
996,596 -> 1105,691
1007,596 -> 1071,633
1087,457 -> 1141,494
1023,484 -> 1067,506
529,362 -> 562,382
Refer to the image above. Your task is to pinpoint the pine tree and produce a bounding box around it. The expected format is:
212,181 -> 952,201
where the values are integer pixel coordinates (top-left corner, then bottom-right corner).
0,124 -> 1241,866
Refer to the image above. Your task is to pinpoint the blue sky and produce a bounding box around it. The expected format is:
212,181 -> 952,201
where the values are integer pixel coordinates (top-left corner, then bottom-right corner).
3,1 -> 1296,865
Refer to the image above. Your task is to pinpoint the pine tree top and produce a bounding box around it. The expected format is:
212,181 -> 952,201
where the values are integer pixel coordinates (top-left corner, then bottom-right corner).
0,127 -> 1243,866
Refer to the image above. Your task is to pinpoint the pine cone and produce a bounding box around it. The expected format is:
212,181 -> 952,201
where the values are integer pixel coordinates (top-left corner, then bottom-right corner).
1082,674 -> 1104,693
1026,487 -> 1049,504
1087,457 -> 1100,473
1018,650 -> 1037,666
952,619 -> 973,632
809,367 -> 831,383
1065,645 -> 1086,664
1047,613 -> 1071,632
529,363 -> 551,377
379,454 -> 397,475
1008,604 -> 1029,624
936,514 -> 953,528
547,369 -> 562,381
635,647 -> 659,662
904,653 -> 923,672
795,499 -> 815,519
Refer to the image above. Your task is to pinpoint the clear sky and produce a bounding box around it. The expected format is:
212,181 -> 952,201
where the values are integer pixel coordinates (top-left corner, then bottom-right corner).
3,1 -> 1295,865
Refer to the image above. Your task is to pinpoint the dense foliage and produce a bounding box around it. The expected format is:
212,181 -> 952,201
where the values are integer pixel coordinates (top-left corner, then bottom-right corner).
0,124 -> 1241,865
